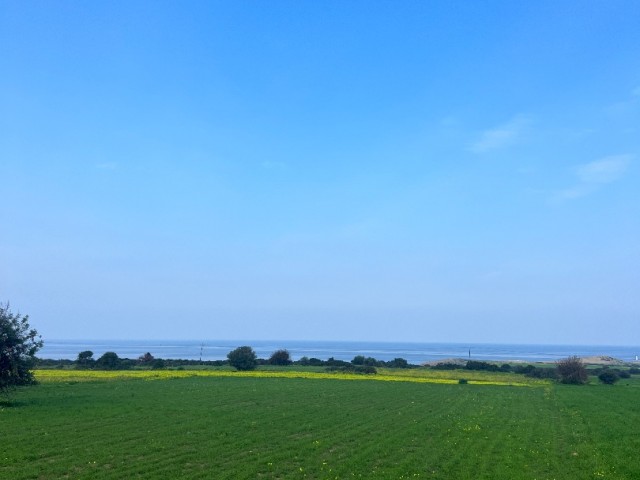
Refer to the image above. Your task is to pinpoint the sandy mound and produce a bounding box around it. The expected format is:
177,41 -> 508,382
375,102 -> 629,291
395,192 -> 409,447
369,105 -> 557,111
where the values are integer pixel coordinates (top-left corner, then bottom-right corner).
579,355 -> 624,365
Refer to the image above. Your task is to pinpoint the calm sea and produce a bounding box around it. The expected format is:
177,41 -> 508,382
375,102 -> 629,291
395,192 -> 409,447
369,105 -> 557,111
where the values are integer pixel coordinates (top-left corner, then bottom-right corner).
39,339 -> 640,364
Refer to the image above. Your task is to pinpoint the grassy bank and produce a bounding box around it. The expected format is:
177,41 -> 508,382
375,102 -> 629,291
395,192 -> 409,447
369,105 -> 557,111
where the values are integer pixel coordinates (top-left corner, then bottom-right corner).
2,373 -> 639,479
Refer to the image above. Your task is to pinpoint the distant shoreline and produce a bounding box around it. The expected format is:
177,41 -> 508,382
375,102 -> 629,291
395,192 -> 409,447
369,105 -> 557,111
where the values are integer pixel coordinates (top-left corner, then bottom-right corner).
38,340 -> 640,364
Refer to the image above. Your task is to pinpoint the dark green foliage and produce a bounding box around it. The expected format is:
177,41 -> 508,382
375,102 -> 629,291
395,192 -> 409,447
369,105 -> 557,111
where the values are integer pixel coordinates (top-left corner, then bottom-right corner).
386,357 -> 410,368
151,359 -> 166,370
466,361 -> 500,372
351,355 -> 380,367
458,378 -> 468,384
513,364 -> 537,375
76,351 -> 95,369
500,364 -> 512,372
95,352 -> 122,370
556,356 -> 588,385
138,352 -> 155,364
431,362 -> 461,370
351,355 -> 365,365
0,302 -> 43,394
296,356 -> 324,366
598,370 -> 620,385
227,346 -> 257,371
268,349 -> 292,366
617,370 -> 631,379
629,367 -> 640,375
325,357 -> 351,368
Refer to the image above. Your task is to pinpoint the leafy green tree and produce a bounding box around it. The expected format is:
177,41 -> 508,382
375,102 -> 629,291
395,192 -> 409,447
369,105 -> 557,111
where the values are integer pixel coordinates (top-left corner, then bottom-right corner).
268,349 -> 292,366
556,356 -> 588,384
1,302 -> 43,395
351,355 -> 366,365
96,351 -> 121,370
76,350 -> 95,369
227,346 -> 257,371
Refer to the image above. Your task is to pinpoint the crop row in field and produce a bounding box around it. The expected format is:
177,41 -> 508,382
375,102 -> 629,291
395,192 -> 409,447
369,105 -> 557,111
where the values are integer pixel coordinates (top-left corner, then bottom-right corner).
3,375 -> 640,479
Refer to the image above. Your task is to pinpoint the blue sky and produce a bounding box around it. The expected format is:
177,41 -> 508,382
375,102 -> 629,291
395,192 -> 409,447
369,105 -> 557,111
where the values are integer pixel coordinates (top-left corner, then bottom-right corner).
1,1 -> 639,344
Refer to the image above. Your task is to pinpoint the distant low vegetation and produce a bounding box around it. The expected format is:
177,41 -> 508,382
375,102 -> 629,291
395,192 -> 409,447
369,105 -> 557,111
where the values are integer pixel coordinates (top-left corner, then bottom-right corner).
32,344 -> 640,385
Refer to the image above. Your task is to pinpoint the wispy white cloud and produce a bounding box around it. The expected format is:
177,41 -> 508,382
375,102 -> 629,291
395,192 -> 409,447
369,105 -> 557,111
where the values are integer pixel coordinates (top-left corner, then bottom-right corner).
469,115 -> 530,153
558,154 -> 633,200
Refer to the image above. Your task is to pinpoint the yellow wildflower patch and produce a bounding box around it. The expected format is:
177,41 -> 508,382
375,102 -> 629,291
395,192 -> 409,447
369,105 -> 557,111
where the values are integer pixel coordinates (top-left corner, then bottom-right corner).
35,368 -> 543,387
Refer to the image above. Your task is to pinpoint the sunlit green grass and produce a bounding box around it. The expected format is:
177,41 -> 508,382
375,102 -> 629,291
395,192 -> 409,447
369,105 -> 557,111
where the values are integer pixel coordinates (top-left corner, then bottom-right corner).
2,375 -> 639,479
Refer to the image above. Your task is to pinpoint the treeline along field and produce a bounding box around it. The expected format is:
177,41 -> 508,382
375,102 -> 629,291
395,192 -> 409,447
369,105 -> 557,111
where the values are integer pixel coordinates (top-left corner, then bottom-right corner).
2,373 -> 639,479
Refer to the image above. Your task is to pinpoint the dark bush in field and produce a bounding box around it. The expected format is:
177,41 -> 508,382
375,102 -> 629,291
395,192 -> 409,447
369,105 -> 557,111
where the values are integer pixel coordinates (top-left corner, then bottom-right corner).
628,367 -> 640,375
466,361 -> 500,372
152,359 -> 166,369
227,346 -> 257,371
458,378 -> 468,384
556,356 -> 588,385
598,370 -> 620,385
352,355 -> 380,366
513,364 -> 537,375
617,370 -> 631,379
96,352 -> 122,370
296,356 -> 324,366
386,358 -> 410,368
326,357 -> 351,368
268,349 -> 292,366
500,364 -> 512,372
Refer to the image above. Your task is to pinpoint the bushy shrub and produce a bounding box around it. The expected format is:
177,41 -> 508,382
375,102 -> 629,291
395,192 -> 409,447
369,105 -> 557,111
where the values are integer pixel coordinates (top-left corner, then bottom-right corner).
458,378 -> 468,384
386,358 -> 410,369
628,367 -> 640,375
326,357 -> 351,368
151,359 -> 166,370
500,364 -> 512,372
556,356 -> 588,385
513,364 -> 536,375
466,361 -> 499,372
268,349 -> 292,366
598,370 -> 619,385
526,367 -> 558,380
227,346 -> 257,371
296,356 -> 324,367
351,355 -> 365,365
95,352 -> 121,370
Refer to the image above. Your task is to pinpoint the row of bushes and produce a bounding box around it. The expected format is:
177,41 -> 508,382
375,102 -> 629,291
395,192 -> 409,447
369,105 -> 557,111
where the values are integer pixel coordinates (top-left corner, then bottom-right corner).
36,349 -> 416,374
431,357 -> 640,384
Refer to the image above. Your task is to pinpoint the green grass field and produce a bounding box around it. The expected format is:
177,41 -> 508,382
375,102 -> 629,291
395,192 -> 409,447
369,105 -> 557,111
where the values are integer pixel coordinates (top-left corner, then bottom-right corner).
2,372 -> 639,479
